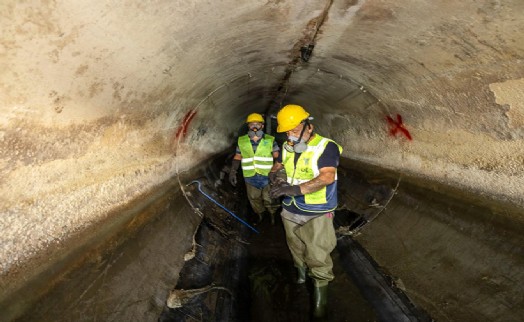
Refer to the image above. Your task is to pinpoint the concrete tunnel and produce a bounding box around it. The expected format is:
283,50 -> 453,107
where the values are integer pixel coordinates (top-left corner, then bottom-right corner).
1,0 -> 524,321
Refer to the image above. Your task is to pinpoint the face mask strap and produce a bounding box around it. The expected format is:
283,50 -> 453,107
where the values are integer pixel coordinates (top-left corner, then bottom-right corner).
297,120 -> 308,141
287,119 -> 311,153
287,120 -> 308,145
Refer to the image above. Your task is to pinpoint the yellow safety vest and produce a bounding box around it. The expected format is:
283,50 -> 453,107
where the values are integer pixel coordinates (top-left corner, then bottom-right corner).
282,134 -> 342,212
238,134 -> 275,177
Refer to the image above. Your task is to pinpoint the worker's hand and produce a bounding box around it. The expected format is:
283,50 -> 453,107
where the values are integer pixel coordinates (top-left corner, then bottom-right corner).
269,171 -> 286,186
270,182 -> 301,199
229,170 -> 237,187
268,171 -> 277,184
229,158 -> 241,187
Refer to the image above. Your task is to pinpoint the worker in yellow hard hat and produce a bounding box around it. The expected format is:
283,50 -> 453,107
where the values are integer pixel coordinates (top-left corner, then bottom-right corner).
268,104 -> 343,319
229,113 -> 280,225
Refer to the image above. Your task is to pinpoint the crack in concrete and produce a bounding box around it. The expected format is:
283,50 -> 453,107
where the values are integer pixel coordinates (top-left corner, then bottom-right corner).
266,0 -> 335,115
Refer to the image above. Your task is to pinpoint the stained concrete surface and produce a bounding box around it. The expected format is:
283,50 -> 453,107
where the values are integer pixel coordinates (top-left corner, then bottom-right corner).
1,0 -> 524,321
342,161 -> 524,322
159,206 -> 373,322
4,155 -> 524,322
10,158 -> 386,322
13,184 -> 201,322
245,217 -> 379,322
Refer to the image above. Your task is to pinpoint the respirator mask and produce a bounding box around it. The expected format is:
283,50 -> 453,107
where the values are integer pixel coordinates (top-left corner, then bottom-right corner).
284,121 -> 311,153
247,122 -> 264,139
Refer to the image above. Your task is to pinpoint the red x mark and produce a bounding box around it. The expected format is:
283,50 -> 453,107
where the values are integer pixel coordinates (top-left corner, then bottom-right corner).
175,109 -> 198,141
386,114 -> 412,141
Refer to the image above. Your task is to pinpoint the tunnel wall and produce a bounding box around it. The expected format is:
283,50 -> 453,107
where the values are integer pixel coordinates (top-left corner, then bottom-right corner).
0,0 -> 328,295
1,0 -> 524,318
339,159 -> 524,321
313,0 -> 524,212
355,177 -> 524,321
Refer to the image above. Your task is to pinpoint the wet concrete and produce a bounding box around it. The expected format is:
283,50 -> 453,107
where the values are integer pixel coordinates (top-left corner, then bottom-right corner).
158,218 -> 250,322
245,217 -> 379,322
158,175 -> 380,322
14,182 -> 202,322
340,160 -> 524,322
3,5 -> 524,321
9,155 -> 524,321
158,177 -> 252,322
158,155 -> 423,322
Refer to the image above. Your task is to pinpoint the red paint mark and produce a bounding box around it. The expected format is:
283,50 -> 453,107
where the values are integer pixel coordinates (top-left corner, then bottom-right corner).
175,109 -> 197,141
386,114 -> 412,141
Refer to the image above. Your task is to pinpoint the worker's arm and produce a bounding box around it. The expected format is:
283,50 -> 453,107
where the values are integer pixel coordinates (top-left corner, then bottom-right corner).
270,141 -> 339,198
268,161 -> 283,181
299,166 -> 336,194
230,153 -> 242,173
270,161 -> 284,173
270,166 -> 335,198
300,142 -> 339,194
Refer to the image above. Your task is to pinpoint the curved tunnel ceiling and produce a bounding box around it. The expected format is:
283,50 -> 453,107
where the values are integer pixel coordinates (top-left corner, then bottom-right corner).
1,0 -> 524,312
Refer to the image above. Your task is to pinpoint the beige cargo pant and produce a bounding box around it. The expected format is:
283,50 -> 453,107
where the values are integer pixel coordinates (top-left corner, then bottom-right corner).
282,210 -> 337,287
245,183 -> 280,219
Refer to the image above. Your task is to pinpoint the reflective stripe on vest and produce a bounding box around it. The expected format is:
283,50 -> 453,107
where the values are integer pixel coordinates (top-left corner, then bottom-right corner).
282,134 -> 342,213
238,134 -> 275,177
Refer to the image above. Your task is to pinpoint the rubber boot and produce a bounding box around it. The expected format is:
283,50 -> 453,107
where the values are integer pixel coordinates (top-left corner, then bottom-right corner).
295,266 -> 306,284
313,285 -> 328,318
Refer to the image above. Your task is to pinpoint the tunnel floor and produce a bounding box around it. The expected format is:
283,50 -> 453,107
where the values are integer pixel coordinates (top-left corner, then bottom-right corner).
14,157 -> 435,322
244,217 -> 379,322
158,208 -> 378,322
157,155 -> 432,322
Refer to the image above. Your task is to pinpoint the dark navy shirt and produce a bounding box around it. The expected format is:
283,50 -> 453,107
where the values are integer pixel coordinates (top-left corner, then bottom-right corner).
276,142 -> 340,168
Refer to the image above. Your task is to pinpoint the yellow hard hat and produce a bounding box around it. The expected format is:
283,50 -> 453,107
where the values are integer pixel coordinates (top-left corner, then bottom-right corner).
276,104 -> 310,132
246,113 -> 265,123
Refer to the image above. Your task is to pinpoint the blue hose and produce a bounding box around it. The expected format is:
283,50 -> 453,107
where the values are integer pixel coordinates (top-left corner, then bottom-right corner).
188,180 -> 259,234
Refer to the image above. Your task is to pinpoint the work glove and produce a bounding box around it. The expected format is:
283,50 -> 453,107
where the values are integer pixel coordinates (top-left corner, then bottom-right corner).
229,159 -> 241,187
269,182 -> 301,199
229,171 -> 237,186
268,171 -> 277,184
269,171 -> 286,186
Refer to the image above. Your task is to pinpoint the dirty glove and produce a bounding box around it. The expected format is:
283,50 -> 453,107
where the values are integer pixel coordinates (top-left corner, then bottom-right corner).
270,182 -> 301,199
268,171 -> 277,184
229,159 -> 241,187
229,171 -> 237,186
269,171 -> 286,186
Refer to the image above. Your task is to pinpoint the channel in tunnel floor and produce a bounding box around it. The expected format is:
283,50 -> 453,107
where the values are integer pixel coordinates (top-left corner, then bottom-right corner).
246,215 -> 377,322
159,207 -> 377,322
